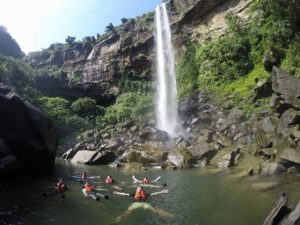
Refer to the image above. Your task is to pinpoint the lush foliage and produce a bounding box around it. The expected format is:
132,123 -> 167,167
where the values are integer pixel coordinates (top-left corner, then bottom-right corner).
176,1 -> 300,97
281,35 -> 300,77
96,92 -> 153,128
71,97 -> 105,118
37,96 -> 88,132
0,55 -> 39,100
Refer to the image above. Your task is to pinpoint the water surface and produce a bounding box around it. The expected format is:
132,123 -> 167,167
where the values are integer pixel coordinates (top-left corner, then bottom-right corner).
1,161 -> 300,225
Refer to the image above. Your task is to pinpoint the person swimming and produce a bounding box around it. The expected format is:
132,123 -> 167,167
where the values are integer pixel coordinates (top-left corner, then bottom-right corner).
113,186 -> 173,223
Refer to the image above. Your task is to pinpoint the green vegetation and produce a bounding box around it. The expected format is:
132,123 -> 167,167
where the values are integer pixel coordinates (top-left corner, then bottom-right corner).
176,0 -> 300,114
96,92 -> 153,129
0,55 -> 38,100
37,96 -> 89,132
71,97 -> 105,119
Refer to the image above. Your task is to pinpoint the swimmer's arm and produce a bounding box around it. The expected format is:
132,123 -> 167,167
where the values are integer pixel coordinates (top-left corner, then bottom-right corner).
150,189 -> 168,196
113,191 -> 130,196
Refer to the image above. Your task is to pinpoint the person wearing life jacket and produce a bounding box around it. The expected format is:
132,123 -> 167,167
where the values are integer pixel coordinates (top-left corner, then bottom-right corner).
132,186 -> 148,201
55,178 -> 67,193
113,187 -> 173,223
84,182 -> 94,193
105,175 -> 115,185
142,178 -> 150,184
80,172 -> 88,184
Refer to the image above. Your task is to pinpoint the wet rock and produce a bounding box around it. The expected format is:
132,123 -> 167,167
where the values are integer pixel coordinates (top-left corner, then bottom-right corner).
262,192 -> 300,225
71,150 -> 97,164
123,162 -> 145,172
126,144 -> 168,165
71,150 -> 115,165
256,148 -> 277,159
261,162 -> 285,176
167,148 -> 193,168
227,107 -> 246,124
236,152 -> 261,175
281,201 -> 300,225
62,142 -> 84,160
188,135 -> 215,160
279,148 -> 300,165
210,145 -> 241,168
106,138 -> 123,150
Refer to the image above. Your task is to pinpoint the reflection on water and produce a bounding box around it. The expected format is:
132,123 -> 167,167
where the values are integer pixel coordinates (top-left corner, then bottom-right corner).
1,160 -> 300,225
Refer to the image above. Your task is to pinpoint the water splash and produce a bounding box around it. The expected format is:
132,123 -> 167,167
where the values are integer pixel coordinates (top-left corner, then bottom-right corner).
155,2 -> 180,137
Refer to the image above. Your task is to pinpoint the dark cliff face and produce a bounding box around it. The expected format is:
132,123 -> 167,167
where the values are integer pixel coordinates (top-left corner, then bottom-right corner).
25,13 -> 156,105
0,26 -> 24,59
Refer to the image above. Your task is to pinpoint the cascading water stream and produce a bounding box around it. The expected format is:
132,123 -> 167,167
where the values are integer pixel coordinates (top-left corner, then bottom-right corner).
155,2 -> 180,137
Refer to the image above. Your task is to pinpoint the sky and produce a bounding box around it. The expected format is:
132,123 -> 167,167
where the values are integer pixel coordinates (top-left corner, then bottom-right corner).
0,0 -> 162,53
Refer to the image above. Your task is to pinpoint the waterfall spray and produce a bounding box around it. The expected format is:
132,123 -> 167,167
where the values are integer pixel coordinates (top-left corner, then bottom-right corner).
155,2 -> 180,137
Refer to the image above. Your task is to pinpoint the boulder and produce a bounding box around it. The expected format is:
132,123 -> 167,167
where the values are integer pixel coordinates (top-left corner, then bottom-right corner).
271,67 -> 300,109
210,145 -> 241,168
167,148 -> 193,168
71,150 -> 115,165
227,107 -> 246,124
272,67 -> 300,98
106,138 -> 123,150
261,162 -> 285,176
62,142 -> 84,160
0,84 -> 57,174
123,162 -> 145,172
126,144 -> 168,165
277,109 -> 300,134
236,152 -> 261,176
262,192 -> 290,225
252,78 -> 273,102
188,135 -> 216,160
263,192 -> 300,225
279,148 -> 300,165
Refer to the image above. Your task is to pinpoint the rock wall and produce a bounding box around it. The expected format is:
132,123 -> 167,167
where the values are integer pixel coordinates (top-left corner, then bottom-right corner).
0,84 -> 57,174
26,0 -> 253,105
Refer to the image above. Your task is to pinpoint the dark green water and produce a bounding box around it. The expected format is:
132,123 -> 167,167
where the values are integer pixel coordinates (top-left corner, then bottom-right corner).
1,160 -> 300,225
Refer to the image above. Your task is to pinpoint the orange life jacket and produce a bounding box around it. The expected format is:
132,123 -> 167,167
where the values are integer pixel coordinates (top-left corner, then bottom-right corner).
133,190 -> 147,201
85,185 -> 93,192
105,178 -> 113,185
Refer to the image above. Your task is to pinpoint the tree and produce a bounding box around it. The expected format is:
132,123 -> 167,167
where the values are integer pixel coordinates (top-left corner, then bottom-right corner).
71,97 -> 104,118
65,36 -> 76,45
121,17 -> 128,24
105,23 -> 115,32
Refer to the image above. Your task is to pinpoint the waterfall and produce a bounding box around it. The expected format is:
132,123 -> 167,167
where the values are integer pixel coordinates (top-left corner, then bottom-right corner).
155,2 -> 180,137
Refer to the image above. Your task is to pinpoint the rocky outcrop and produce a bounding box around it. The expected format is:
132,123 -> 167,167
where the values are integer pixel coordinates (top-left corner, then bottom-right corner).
0,26 -> 24,58
0,84 -> 57,174
263,192 -> 300,225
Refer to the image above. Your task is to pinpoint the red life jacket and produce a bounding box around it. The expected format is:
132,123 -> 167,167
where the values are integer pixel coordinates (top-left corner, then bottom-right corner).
85,185 -> 93,192
56,182 -> 65,192
133,190 -> 147,201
